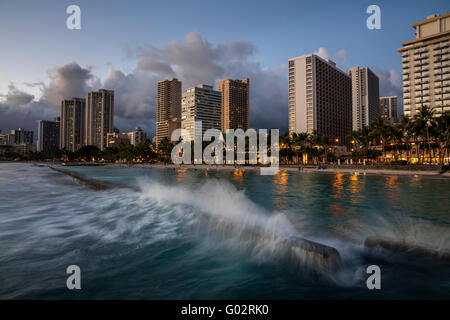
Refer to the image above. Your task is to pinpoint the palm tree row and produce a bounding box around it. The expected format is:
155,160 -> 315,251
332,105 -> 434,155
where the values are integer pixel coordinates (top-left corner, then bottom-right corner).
348,106 -> 450,165
280,131 -> 335,165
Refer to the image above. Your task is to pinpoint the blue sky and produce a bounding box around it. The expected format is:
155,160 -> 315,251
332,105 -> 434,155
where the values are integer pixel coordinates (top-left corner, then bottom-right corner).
0,0 -> 449,135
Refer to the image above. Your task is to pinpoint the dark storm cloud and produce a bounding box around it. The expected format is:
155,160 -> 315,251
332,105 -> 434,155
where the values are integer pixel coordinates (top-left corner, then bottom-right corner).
0,84 -> 55,135
0,62 -> 98,135
121,32 -> 288,133
1,33 -> 290,136
0,84 -> 34,106
41,61 -> 98,108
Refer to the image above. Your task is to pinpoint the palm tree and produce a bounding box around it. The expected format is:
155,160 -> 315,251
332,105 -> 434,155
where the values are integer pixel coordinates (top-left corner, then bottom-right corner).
399,115 -> 412,163
370,117 -> 388,162
436,111 -> 450,165
413,106 -> 435,163
292,132 -> 310,164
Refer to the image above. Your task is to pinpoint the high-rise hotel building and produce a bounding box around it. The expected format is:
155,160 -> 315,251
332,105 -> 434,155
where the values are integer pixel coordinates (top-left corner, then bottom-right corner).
288,54 -> 352,144
380,96 -> 399,122
37,117 -> 60,152
87,89 -> 114,151
156,78 -> 182,144
218,78 -> 250,133
60,98 -> 85,152
399,12 -> 450,117
347,66 -> 380,130
181,84 -> 221,141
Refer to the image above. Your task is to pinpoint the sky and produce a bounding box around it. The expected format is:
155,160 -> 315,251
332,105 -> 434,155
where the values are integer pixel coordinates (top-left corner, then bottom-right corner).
0,0 -> 449,137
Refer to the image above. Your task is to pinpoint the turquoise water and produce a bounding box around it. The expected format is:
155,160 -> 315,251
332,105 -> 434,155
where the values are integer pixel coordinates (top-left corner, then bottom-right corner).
0,163 -> 449,299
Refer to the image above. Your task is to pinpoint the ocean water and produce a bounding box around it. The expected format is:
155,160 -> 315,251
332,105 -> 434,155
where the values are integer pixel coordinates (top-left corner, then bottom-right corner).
0,163 -> 449,299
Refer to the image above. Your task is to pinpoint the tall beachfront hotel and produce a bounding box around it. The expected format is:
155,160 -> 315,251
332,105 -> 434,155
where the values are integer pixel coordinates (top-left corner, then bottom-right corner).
37,118 -> 60,153
86,89 -> 115,151
218,78 -> 250,133
399,12 -> 450,117
181,84 -> 222,141
156,78 -> 182,144
288,54 -> 352,144
60,98 -> 86,152
347,66 -> 380,131
380,96 -> 399,122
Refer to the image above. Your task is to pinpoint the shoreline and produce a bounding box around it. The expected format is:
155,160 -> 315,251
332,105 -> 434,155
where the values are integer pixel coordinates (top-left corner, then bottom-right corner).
2,161 -> 449,178
105,163 -> 450,178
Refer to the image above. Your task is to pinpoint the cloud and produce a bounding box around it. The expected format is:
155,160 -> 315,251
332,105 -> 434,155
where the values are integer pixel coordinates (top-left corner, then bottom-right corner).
0,84 -> 56,135
1,33 -> 289,137
40,61 -> 99,109
0,84 -> 34,106
115,32 -> 287,133
314,47 -> 348,69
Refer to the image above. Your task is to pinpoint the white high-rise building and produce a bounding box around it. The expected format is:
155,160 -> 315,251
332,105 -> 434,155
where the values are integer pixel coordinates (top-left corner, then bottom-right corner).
181,84 -> 221,141
347,66 -> 380,130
